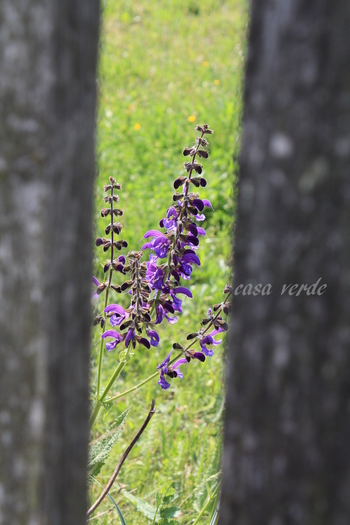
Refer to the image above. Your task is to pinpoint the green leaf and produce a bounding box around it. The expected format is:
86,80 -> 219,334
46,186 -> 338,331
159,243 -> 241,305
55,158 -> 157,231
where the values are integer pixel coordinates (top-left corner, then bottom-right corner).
88,409 -> 129,477
159,506 -> 181,519
122,490 -> 159,522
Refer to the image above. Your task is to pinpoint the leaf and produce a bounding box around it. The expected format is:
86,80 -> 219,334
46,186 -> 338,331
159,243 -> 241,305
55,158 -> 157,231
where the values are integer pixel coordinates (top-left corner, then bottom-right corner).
122,490 -> 159,521
159,506 -> 181,519
88,408 -> 129,477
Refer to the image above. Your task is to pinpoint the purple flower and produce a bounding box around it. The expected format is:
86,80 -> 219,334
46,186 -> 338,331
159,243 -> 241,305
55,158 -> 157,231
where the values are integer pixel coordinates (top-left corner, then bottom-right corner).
199,333 -> 222,357
157,351 -> 172,389
142,230 -> 171,259
155,304 -> 178,325
102,330 -> 123,351
162,207 -> 178,229
92,276 -> 100,298
146,329 -> 159,347
104,303 -> 129,327
125,328 -> 135,347
157,353 -> 188,389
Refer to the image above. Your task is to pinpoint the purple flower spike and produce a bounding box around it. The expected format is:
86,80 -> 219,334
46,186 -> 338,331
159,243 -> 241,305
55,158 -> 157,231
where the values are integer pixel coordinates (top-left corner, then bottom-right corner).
102,330 -> 123,351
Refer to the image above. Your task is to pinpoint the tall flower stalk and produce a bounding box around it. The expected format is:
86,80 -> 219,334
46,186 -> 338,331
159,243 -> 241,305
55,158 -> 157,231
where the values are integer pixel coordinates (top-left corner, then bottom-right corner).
90,124 -> 230,427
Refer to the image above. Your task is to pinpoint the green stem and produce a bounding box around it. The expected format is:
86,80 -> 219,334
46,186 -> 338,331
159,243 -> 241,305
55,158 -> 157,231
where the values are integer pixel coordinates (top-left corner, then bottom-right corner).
90,349 -> 130,428
106,351 -> 183,402
192,485 -> 219,525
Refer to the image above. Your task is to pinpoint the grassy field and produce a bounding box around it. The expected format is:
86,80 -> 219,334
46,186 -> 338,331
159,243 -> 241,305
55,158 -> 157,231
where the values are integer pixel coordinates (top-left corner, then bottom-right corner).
89,0 -> 248,523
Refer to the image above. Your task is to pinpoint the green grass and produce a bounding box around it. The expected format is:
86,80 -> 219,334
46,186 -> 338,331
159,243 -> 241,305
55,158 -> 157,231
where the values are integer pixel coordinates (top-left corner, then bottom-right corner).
89,0 -> 248,523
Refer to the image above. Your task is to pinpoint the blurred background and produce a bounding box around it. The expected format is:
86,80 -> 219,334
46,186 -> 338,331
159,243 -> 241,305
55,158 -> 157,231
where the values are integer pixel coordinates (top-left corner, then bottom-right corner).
90,1 -> 248,522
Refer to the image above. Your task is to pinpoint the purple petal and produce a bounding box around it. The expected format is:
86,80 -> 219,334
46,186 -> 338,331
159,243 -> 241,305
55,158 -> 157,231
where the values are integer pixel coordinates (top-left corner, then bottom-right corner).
106,341 -> 118,351
165,313 -> 178,324
102,330 -> 122,340
194,352 -> 206,362
110,314 -> 124,327
125,328 -> 135,347
173,358 -> 188,368
173,287 -> 193,298
197,227 -> 206,236
142,241 -> 154,250
95,237 -> 104,246
182,253 -> 201,266
157,350 -> 172,369
144,230 -> 164,239
158,376 -> 171,390
202,199 -> 212,208
118,255 -> 126,264
195,214 -> 206,221
104,304 -> 126,315
211,327 -> 225,336
147,329 -> 159,347
92,276 -> 99,287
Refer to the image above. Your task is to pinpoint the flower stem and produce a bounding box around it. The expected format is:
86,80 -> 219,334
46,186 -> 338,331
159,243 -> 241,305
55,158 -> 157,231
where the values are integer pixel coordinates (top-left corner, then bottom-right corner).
96,186 -> 115,399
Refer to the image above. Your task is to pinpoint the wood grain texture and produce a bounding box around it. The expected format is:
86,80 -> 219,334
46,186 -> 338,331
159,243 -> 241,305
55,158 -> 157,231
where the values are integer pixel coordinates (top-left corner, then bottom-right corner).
221,1 -> 350,524
0,1 -> 99,524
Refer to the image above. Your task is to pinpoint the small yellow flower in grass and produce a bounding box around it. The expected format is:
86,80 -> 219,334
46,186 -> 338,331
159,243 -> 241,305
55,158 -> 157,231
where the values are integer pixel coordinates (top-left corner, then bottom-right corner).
214,79 -> 220,85
202,61 -> 209,67
188,115 -> 196,123
134,123 -> 141,131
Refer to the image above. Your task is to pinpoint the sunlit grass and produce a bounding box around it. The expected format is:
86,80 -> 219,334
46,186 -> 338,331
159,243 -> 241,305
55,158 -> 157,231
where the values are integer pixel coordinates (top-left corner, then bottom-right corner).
90,0 -> 247,523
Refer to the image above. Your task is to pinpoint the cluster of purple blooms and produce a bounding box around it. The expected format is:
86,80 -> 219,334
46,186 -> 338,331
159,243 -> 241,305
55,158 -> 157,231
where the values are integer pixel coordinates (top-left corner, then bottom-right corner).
93,124 -> 231,390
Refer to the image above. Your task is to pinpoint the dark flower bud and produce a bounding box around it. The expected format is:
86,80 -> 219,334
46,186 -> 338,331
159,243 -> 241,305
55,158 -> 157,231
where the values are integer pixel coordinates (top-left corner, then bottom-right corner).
113,183 -> 122,190
187,205 -> 198,215
103,261 -> 111,273
93,314 -> 102,326
197,137 -> 209,146
172,193 -> 183,201
111,284 -> 122,293
100,317 -> 105,328
201,317 -> 211,326
189,177 -> 201,187
224,283 -> 232,294
112,195 -> 119,203
112,222 -> 123,235
187,235 -> 199,246
105,224 -> 111,235
222,304 -> 231,315
95,237 -> 104,246
120,319 -> 133,330
113,209 -> 123,216
103,241 -> 111,252
193,163 -> 203,174
198,150 -> 209,159
121,280 -> 133,291
109,176 -> 115,184
213,303 -> 222,312
192,198 -> 204,211
138,337 -> 151,349
101,208 -> 111,217
113,240 -> 128,250
159,219 -> 164,227
182,147 -> 194,156
96,283 -> 107,295
104,184 -> 112,191
183,162 -> 192,172
186,332 -> 198,340
195,124 -> 204,132
200,177 -> 207,187
204,127 -> 213,134
173,176 -> 187,189
172,343 -> 184,350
